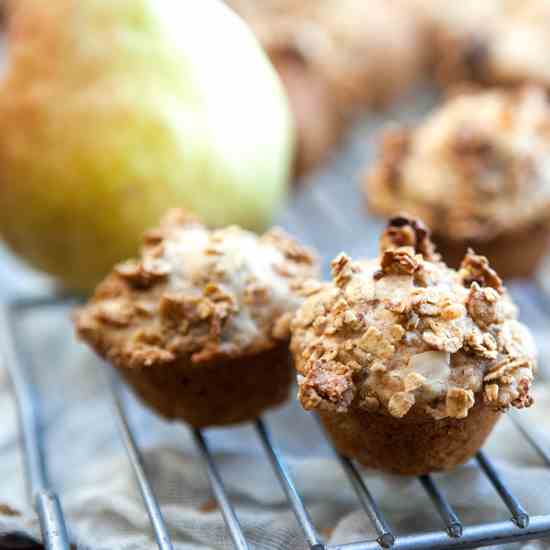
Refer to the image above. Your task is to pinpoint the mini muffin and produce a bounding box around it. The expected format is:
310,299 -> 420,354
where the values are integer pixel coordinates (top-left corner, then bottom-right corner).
75,209 -> 320,427
291,216 -> 536,475
364,86 -> 550,279
408,0 -> 550,89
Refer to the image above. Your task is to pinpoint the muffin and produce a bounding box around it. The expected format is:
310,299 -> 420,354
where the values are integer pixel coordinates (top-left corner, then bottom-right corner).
228,0 -> 425,177
75,209 -> 320,427
407,0 -> 550,89
364,86 -> 550,279
291,215 -> 536,475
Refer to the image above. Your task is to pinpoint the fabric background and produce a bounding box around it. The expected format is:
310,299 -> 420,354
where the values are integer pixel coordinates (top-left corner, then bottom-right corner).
1,90 -> 550,550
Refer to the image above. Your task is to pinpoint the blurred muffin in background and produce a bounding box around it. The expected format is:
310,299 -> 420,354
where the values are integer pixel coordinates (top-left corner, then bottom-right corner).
364,86 -> 550,279
304,0 -> 426,112
75,209 -> 320,427
407,0 -> 550,89
228,0 -> 427,178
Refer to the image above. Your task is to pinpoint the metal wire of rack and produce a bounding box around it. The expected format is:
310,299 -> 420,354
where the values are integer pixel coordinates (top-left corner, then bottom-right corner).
2,293 -> 550,550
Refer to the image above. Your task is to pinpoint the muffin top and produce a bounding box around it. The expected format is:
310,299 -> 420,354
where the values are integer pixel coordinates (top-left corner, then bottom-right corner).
75,209 -> 320,368
291,216 -> 536,420
366,86 -> 550,241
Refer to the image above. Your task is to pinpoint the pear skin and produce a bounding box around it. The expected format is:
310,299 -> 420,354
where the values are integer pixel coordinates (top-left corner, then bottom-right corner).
0,0 -> 293,293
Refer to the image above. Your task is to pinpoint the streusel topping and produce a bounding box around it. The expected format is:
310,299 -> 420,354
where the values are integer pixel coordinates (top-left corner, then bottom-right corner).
76,209 -> 320,368
291,216 -> 536,420
366,86 -> 550,240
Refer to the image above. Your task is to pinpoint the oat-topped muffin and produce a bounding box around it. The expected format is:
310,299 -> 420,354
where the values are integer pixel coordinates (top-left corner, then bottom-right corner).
75,209 -> 320,427
364,86 -> 550,278
291,216 -> 536,474
408,0 -> 550,88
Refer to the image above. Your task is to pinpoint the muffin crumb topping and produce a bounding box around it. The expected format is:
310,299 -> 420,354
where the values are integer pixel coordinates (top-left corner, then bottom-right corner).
75,209 -> 320,368
381,215 -> 438,260
460,250 -> 503,293
291,216 -> 536,420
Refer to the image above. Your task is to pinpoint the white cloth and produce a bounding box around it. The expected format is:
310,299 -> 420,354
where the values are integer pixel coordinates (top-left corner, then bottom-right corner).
1,95 -> 550,550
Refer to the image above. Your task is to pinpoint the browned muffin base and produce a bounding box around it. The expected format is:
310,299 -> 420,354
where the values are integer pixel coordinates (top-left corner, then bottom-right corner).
433,220 -> 550,280
118,344 -> 293,428
319,400 -> 500,475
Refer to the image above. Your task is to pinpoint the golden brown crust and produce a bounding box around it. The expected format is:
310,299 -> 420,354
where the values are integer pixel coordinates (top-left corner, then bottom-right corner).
75,209 -> 320,369
318,397 -> 500,475
291,216 -> 536,423
364,86 -> 550,244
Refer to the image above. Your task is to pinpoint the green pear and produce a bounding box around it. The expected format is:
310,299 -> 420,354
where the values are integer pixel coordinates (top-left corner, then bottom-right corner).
0,0 -> 293,293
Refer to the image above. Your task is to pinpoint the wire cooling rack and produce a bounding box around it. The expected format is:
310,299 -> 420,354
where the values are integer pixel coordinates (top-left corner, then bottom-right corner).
2,293 -> 550,550
2,91 -> 550,550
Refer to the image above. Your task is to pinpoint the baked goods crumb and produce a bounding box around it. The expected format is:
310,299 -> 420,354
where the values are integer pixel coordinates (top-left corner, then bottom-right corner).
198,499 -> 218,513
0,503 -> 20,516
